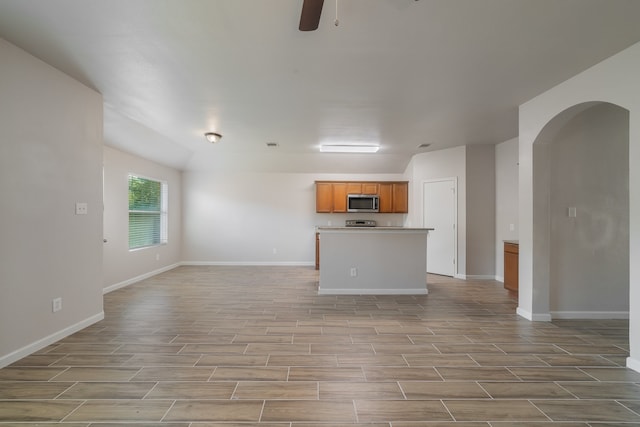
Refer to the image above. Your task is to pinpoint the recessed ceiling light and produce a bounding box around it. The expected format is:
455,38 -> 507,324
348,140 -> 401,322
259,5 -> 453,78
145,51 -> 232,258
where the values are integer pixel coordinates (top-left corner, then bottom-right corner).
319,144 -> 380,153
417,143 -> 431,148
266,142 -> 279,148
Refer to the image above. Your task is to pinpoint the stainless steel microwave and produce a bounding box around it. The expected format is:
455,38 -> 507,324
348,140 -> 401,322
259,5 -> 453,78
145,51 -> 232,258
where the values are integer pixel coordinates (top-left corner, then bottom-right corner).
347,194 -> 379,212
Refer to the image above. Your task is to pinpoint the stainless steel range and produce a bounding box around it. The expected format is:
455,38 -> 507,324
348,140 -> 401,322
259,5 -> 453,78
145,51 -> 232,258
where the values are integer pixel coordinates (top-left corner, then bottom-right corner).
345,219 -> 376,227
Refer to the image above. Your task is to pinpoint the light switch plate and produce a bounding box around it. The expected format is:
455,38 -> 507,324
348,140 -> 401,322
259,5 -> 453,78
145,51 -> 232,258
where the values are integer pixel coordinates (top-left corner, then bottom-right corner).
568,207 -> 577,218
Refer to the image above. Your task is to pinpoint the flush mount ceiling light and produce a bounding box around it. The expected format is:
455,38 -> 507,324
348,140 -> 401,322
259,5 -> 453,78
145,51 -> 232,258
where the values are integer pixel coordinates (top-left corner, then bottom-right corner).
204,132 -> 222,143
319,144 -> 379,153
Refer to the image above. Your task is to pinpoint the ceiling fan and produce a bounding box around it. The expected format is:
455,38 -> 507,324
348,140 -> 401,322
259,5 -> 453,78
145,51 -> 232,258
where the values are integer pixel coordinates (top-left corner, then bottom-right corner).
299,0 -> 324,31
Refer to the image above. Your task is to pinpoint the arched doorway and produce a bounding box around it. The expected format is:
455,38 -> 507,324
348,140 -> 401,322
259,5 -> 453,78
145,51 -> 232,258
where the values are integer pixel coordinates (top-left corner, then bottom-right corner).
532,102 -> 629,319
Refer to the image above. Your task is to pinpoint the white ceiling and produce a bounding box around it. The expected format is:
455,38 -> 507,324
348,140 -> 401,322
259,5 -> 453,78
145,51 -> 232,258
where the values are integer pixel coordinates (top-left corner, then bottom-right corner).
1,0 -> 640,173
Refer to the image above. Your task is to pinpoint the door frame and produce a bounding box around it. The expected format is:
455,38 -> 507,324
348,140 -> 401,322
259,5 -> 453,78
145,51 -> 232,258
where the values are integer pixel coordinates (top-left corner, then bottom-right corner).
422,178 -> 458,277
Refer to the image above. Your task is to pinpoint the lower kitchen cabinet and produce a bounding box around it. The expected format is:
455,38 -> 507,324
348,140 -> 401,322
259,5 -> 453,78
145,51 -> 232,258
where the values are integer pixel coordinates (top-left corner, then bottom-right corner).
504,241 -> 519,292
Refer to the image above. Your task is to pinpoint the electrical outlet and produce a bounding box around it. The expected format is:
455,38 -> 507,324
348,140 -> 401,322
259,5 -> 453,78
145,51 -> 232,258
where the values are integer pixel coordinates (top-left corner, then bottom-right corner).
75,202 -> 88,215
350,267 -> 357,277
156,253 -> 160,261
273,248 -> 277,254
52,297 -> 62,313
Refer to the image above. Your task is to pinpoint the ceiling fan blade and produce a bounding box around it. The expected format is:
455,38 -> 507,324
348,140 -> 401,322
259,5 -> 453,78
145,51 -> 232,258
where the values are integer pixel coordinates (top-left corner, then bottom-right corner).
299,0 -> 324,31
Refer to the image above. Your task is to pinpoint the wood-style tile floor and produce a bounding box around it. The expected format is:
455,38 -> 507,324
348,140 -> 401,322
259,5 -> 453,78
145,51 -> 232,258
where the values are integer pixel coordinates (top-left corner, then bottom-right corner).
2,265 -> 639,426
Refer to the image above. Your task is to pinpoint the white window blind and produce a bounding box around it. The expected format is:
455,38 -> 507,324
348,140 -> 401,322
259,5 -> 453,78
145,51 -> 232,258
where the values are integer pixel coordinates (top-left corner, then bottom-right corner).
128,174 -> 168,249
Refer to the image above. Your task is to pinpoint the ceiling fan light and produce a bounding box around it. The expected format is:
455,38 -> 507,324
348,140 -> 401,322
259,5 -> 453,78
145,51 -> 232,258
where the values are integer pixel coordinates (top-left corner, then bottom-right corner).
320,144 -> 379,153
205,132 -> 222,143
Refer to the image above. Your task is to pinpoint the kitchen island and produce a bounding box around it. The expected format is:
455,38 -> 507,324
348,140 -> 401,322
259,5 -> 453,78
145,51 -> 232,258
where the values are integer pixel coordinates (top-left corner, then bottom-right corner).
317,227 -> 432,295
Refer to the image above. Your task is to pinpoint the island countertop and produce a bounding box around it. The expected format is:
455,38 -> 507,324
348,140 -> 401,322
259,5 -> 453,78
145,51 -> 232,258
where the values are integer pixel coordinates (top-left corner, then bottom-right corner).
317,226 -> 434,232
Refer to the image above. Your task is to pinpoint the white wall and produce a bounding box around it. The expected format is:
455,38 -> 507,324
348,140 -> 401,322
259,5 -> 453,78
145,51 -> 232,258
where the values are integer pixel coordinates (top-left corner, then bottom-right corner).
465,145 -> 496,278
405,146 -> 467,276
182,171 -> 406,264
549,103 -> 629,316
102,146 -> 183,292
0,39 -> 104,367
519,40 -> 640,371
495,138 -> 519,281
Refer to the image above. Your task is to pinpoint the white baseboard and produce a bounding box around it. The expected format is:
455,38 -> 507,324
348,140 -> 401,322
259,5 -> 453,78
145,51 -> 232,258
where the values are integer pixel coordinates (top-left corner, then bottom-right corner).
0,312 -> 104,369
318,288 -> 428,295
550,311 -> 630,320
627,357 -> 640,374
516,307 -> 552,321
452,274 -> 501,281
516,307 -> 532,320
103,263 -> 181,294
465,275 -> 498,280
182,261 -> 315,267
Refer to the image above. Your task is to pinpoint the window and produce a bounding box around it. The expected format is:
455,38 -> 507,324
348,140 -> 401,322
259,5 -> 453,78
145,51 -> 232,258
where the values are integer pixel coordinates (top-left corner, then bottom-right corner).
128,174 -> 168,249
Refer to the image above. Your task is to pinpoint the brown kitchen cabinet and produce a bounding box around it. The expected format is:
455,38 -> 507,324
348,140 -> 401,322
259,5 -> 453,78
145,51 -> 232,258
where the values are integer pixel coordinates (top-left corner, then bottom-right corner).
378,183 -> 393,212
332,183 -> 348,212
378,182 -> 408,213
392,182 -> 408,213
315,181 -> 408,213
362,183 -> 379,194
315,182 -> 333,213
504,241 -> 519,292
346,182 -> 362,194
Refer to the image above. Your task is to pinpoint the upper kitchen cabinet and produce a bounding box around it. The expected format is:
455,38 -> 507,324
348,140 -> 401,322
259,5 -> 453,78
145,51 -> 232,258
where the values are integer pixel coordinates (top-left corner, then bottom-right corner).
378,182 -> 408,213
332,183 -> 348,212
362,183 -> 379,194
346,182 -> 362,194
315,182 -> 333,213
315,181 -> 408,213
393,182 -> 408,213
379,183 -> 393,212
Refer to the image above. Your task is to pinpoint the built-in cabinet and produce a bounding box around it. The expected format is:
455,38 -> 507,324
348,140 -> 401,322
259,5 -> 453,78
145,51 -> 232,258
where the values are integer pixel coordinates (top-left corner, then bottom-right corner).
315,181 -> 408,213
504,241 -> 519,292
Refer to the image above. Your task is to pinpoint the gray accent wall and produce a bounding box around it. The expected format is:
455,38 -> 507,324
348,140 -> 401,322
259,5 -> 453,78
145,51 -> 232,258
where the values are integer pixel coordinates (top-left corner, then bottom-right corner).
549,103 -> 629,315
466,145 -> 496,278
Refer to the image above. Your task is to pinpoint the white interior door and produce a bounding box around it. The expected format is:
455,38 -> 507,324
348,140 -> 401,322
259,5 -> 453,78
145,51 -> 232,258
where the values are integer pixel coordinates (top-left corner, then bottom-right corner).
423,179 -> 457,276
